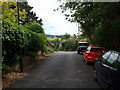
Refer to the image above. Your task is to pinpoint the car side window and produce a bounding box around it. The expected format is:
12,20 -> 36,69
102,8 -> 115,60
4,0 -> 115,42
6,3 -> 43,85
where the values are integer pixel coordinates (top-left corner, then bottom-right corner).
107,52 -> 119,68
101,51 -> 111,63
107,52 -> 118,64
102,51 -> 111,60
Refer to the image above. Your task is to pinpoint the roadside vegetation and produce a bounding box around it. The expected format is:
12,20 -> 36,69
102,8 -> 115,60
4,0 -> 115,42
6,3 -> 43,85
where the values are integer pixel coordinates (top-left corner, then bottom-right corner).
58,33 -> 78,51
2,1 -> 120,87
47,33 -> 87,51
1,1 -> 53,75
58,2 -> 120,51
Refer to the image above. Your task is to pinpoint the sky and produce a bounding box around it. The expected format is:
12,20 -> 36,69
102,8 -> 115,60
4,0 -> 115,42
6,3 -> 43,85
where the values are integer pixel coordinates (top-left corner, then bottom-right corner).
27,0 -> 78,35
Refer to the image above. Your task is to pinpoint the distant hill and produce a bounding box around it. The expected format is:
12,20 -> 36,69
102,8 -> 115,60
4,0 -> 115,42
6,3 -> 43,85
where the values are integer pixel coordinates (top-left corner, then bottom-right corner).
46,34 -> 59,37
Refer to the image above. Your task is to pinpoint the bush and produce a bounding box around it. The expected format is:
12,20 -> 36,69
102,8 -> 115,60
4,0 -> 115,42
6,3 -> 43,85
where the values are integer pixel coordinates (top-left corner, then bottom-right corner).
2,64 -> 12,75
2,19 -> 46,68
29,23 -> 44,33
26,31 -> 46,54
2,19 -> 30,66
45,47 -> 54,54
61,38 -> 78,51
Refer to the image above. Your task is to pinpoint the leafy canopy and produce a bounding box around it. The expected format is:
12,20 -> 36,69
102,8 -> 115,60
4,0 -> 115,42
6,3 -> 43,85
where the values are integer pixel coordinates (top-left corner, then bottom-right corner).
1,0 -> 27,22
59,2 -> 120,51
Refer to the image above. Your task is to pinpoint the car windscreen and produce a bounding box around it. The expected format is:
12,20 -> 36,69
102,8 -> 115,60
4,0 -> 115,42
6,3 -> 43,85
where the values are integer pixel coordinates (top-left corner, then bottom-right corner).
79,43 -> 88,46
90,48 -> 106,52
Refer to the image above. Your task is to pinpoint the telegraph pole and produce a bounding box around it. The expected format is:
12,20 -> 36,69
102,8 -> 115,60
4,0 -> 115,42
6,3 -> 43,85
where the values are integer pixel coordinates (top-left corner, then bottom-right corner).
17,0 -> 23,72
77,23 -> 81,42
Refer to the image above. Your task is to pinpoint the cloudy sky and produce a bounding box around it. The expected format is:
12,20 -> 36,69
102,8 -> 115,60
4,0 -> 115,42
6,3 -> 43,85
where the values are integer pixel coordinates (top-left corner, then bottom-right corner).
28,0 -> 78,35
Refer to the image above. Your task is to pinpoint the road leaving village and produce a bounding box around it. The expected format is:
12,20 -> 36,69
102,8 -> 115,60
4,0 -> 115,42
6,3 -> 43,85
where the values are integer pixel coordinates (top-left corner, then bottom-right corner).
8,51 -> 100,88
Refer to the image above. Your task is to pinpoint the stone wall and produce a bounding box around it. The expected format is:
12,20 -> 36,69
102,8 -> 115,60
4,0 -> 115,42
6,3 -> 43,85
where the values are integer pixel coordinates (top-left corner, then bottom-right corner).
12,55 -> 35,72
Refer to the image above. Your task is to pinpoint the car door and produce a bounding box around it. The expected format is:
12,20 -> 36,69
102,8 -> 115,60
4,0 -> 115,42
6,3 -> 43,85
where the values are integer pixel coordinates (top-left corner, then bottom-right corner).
107,52 -> 119,88
100,52 -> 119,88
95,51 -> 112,88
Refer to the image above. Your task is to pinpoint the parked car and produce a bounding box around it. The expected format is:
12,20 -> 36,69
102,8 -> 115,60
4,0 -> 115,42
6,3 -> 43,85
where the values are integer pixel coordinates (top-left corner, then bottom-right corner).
83,46 -> 106,64
77,42 -> 89,54
94,51 -> 120,90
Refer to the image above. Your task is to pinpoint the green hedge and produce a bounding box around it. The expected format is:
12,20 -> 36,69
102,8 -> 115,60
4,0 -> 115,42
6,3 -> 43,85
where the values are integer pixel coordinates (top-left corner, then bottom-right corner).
2,19 -> 46,67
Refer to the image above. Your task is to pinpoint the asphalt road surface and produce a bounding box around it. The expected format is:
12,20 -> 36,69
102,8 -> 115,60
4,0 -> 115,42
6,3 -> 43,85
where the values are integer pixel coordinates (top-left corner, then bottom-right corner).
8,51 -> 100,88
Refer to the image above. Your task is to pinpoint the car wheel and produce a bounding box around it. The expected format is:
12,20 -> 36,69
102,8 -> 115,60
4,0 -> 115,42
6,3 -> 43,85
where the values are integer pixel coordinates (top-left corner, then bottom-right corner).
77,52 -> 80,54
93,69 -> 97,82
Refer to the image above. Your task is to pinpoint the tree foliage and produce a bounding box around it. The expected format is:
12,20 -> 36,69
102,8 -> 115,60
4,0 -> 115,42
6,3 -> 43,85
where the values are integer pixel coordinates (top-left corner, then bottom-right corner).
61,38 -> 77,51
1,1 -> 27,22
59,2 -> 120,51
1,1 -> 43,25
19,2 -> 43,25
29,23 -> 44,33
59,33 -> 71,40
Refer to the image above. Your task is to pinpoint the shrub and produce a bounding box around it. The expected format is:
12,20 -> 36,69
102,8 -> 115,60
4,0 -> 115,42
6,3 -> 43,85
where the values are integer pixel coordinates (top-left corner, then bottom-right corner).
61,38 -> 77,51
2,64 -> 12,75
45,47 -> 54,54
2,19 -> 46,68
26,31 -> 46,54
2,19 -> 30,66
24,22 -> 44,33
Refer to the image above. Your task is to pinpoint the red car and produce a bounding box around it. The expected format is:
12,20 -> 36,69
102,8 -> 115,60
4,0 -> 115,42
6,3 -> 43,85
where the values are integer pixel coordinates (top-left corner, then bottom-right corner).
83,46 -> 106,64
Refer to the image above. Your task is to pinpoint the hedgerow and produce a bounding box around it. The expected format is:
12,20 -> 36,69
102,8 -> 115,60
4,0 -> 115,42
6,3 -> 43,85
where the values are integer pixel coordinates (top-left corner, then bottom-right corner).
2,19 -> 46,69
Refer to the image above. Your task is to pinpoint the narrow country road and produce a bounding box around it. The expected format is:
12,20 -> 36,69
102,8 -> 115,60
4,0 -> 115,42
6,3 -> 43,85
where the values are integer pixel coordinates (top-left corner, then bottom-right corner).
8,51 -> 100,88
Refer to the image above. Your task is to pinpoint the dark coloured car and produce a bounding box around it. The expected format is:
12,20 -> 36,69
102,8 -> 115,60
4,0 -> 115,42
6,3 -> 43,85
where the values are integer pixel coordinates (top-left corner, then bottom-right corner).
77,42 -> 89,54
94,51 -> 120,90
